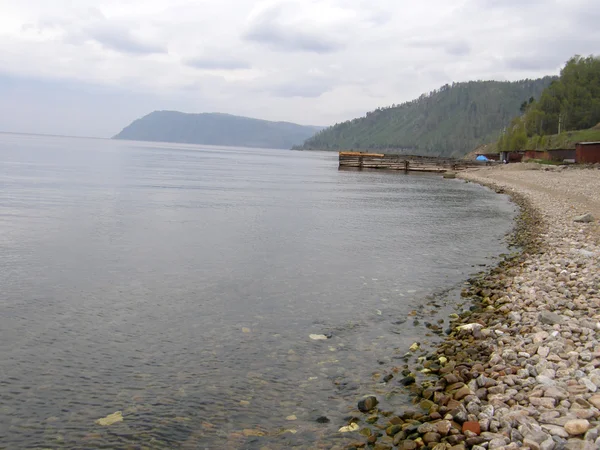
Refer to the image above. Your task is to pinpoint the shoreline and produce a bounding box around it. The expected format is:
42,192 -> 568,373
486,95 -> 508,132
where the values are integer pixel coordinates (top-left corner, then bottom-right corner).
343,165 -> 600,450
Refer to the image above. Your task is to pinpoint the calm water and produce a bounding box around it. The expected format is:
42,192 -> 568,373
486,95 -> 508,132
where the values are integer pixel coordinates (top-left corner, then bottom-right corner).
0,134 -> 516,449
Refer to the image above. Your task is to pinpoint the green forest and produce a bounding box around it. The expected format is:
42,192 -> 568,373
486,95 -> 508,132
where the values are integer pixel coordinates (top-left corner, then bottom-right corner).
498,55 -> 600,152
297,78 -> 553,157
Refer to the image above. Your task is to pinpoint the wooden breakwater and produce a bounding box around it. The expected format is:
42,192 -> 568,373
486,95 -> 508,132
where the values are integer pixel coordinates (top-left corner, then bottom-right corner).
338,152 -> 486,172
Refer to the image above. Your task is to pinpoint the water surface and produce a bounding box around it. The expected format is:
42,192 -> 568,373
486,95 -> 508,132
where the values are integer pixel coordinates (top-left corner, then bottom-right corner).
0,134 -> 516,449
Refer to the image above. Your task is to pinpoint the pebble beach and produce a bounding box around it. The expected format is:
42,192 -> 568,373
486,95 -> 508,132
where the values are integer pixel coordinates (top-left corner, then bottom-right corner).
342,165 -> 600,450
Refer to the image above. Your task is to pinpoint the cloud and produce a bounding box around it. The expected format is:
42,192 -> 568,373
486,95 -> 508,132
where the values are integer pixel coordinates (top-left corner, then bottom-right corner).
85,25 -> 166,55
186,57 -> 251,70
1,0 -> 600,137
242,1 -> 348,53
408,38 -> 472,57
265,79 -> 334,98
505,54 -> 567,72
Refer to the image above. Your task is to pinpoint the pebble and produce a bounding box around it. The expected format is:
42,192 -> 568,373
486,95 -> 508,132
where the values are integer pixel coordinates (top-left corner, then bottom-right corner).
564,420 -> 591,436
348,168 -> 600,450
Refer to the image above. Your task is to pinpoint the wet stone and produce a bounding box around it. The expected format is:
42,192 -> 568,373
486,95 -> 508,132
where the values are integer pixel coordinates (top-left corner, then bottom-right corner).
358,396 -> 379,413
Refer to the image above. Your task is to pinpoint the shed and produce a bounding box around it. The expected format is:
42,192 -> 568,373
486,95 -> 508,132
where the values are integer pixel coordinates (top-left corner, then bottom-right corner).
575,142 -> 600,164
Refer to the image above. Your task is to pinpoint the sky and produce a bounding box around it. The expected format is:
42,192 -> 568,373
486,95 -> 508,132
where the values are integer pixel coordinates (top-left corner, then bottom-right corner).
1,0 -> 599,137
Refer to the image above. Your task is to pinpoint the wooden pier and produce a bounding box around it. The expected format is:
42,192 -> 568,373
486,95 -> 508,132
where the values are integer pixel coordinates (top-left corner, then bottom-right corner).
338,152 -> 485,172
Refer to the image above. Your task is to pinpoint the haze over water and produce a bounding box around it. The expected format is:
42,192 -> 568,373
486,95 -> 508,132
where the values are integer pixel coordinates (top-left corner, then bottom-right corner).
0,134 -> 516,449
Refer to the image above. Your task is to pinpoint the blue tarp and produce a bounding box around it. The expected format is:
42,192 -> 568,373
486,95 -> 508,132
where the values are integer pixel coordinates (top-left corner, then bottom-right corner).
476,155 -> 489,161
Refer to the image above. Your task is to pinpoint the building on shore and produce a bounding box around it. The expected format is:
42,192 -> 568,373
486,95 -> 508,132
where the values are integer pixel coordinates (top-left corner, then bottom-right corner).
575,142 -> 600,163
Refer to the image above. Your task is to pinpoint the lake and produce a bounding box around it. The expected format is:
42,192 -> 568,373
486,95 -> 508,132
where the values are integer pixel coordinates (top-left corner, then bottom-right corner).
0,133 -> 516,449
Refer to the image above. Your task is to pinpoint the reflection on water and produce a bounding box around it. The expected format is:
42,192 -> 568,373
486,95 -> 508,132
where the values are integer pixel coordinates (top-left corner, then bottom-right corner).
0,134 -> 516,448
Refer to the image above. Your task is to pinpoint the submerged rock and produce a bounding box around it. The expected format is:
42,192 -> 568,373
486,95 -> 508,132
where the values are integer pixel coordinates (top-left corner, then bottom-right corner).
309,334 -> 328,340
339,423 -> 360,433
358,396 -> 379,413
95,411 -> 123,426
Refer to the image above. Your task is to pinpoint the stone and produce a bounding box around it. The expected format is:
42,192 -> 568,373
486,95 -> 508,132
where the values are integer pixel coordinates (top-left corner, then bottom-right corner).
524,438 -> 542,450
95,411 -> 123,426
540,310 -> 564,325
316,416 -> 330,423
573,213 -> 594,223
540,438 -> 556,450
544,386 -> 569,400
462,421 -> 480,435
581,378 -> 597,393
564,440 -> 596,450
397,441 -> 417,450
386,425 -> 402,436
339,423 -> 360,433
454,386 -> 472,400
564,419 -> 590,436
451,404 -> 469,423
422,432 -> 441,444
437,420 -> 452,436
542,424 -> 570,438
530,397 -> 557,408
400,376 -> 416,386
358,396 -> 378,413
538,346 -> 551,358
309,334 -> 328,340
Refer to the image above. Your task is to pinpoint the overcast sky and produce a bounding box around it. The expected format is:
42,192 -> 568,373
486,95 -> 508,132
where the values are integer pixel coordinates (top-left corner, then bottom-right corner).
1,0 -> 599,137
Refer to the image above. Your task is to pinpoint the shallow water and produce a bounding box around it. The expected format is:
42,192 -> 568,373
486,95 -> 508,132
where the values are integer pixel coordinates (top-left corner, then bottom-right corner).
0,133 -> 516,449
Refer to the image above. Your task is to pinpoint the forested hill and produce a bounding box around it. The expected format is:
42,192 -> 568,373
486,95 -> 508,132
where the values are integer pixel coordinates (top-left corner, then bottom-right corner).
298,78 -> 555,157
113,111 -> 322,149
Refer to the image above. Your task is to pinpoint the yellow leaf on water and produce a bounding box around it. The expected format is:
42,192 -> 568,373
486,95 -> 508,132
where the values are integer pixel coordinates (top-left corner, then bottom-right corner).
95,411 -> 123,426
242,327 -> 251,333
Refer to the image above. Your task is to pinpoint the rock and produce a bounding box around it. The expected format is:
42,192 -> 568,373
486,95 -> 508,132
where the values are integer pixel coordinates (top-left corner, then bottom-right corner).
564,419 -> 590,436
542,424 -> 570,438
524,438 -> 542,450
573,213 -> 594,223
422,432 -> 441,444
409,342 -> 420,351
451,404 -> 469,423
437,420 -> 453,436
462,421 -> 481,435
386,425 -> 403,436
530,397 -> 557,408
358,396 -> 379,413
339,423 -> 360,433
242,429 -> 266,437
564,440 -> 596,450
95,411 -> 123,426
309,334 -> 328,340
540,438 -> 556,450
316,416 -> 330,423
286,415 -> 297,421
581,378 -> 597,393
544,386 -> 569,400
454,386 -> 472,400
540,311 -> 564,325
397,441 -> 417,450
538,346 -> 550,357
374,443 -> 393,450
400,376 -> 416,386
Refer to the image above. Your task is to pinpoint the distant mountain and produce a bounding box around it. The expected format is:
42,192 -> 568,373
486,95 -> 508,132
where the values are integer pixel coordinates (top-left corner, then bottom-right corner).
297,77 -> 555,157
113,111 -> 322,149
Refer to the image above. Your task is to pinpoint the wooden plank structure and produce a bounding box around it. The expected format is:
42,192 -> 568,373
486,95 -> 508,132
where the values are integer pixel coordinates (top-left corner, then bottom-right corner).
338,152 -> 485,172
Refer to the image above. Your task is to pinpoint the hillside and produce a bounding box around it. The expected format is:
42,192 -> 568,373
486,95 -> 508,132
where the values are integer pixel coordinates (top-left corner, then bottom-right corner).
113,111 -> 322,149
297,78 -> 554,157
497,55 -> 600,152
